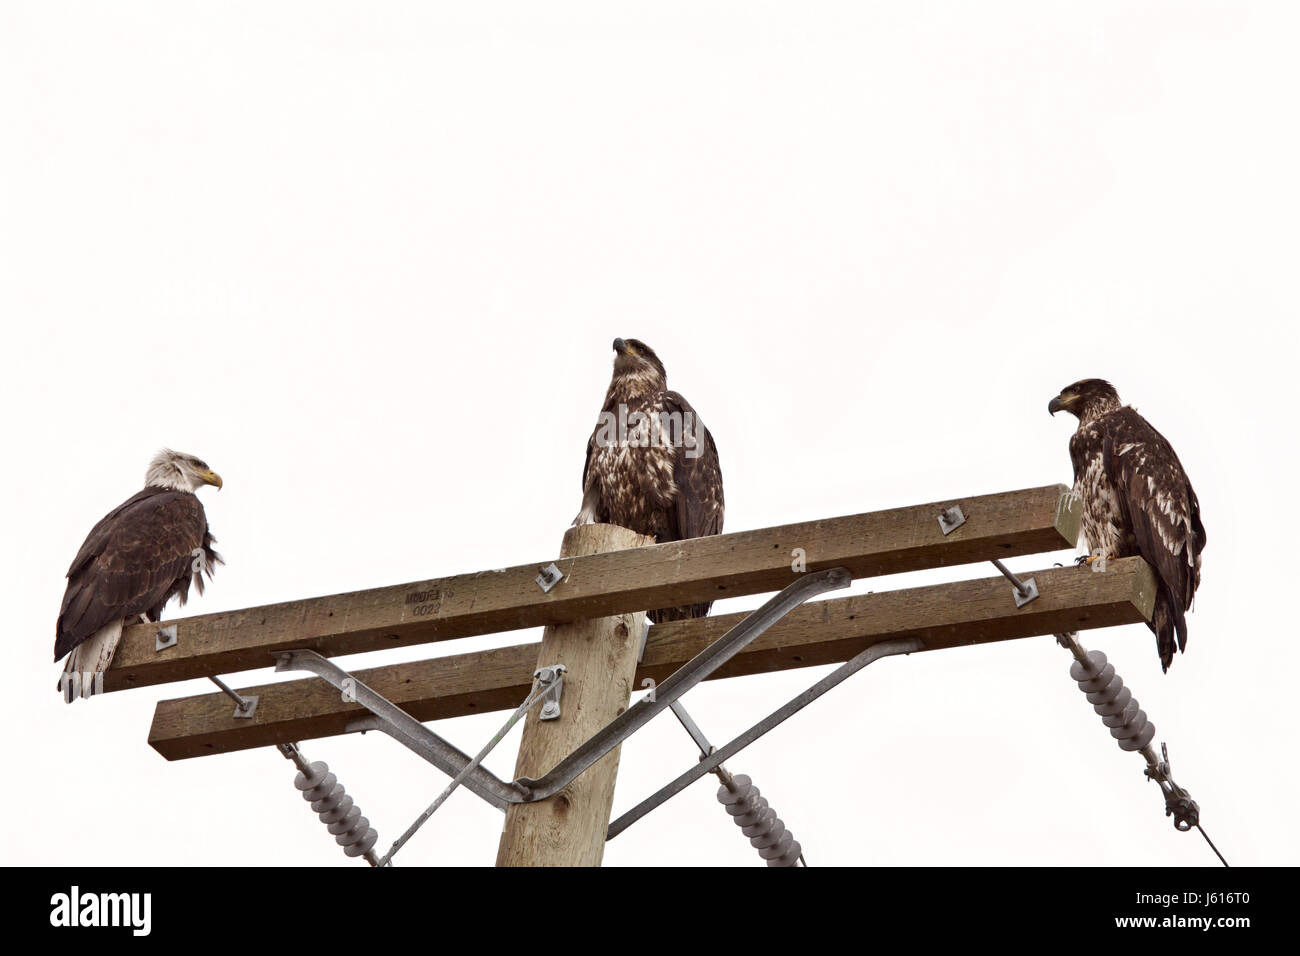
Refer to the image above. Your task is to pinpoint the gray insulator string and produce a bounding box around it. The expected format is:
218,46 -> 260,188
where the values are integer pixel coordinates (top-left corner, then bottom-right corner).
1055,632 -> 1227,867
278,742 -> 381,866
716,773 -> 804,867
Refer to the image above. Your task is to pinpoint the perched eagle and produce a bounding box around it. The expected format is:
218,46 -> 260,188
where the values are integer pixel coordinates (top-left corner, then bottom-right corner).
1049,379 -> 1205,671
55,449 -> 223,701
573,337 -> 724,622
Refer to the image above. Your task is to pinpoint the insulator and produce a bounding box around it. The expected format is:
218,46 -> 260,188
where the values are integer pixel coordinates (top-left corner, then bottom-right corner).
717,774 -> 802,867
1069,651 -> 1156,753
293,760 -> 379,860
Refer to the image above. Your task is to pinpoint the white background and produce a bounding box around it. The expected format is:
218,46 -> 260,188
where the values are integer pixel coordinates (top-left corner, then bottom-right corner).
2,2 -> 1295,867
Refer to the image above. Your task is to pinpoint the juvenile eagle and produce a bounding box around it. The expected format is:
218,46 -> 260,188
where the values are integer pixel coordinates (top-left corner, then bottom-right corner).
55,449 -> 223,700
1049,379 -> 1205,671
574,338 -> 724,622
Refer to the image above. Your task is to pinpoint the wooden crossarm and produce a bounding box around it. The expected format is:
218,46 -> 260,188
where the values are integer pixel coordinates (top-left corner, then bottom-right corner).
109,483 -> 1080,692
147,556 -> 1153,761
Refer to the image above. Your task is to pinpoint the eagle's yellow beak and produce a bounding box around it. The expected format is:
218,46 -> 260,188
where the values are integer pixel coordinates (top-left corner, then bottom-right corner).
199,469 -> 223,490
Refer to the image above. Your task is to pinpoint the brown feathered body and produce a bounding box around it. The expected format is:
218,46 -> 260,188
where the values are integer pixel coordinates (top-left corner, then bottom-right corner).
56,487 -> 220,663
1054,380 -> 1205,671
55,449 -> 223,701
576,339 -> 724,622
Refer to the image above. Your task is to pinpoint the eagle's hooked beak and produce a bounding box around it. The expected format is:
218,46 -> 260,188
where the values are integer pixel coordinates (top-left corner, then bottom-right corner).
612,337 -> 628,354
1048,395 -> 1067,416
199,468 -> 223,490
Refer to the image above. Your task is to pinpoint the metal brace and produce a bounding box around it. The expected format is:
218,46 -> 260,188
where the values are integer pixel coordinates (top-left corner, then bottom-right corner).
275,566 -> 853,809
608,636 -> 924,840
937,505 -> 966,535
535,665 -> 567,720
535,563 -> 563,592
156,624 -> 178,651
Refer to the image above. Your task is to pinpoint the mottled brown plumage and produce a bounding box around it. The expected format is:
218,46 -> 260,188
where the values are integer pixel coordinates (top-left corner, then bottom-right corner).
574,338 -> 724,622
1050,379 -> 1205,671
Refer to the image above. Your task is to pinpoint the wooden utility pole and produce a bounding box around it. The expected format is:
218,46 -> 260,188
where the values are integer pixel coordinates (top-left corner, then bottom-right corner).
495,523 -> 651,867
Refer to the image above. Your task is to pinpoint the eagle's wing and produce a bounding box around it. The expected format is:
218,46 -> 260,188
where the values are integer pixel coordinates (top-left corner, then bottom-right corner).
660,390 -> 724,543
1101,408 -> 1206,655
55,488 -> 210,661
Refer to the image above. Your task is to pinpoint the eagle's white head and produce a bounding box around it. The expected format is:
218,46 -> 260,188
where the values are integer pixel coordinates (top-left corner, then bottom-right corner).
145,449 -> 223,494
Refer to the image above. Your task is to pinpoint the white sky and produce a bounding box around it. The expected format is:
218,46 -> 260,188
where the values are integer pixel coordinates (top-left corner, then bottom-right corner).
2,2 -> 1296,867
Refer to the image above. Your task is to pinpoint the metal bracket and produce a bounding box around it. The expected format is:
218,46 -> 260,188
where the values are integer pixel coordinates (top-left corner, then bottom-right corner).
156,624 -> 177,651
535,665 -> 567,720
514,566 -> 853,802
275,650 -> 519,810
274,566 -> 853,810
232,695 -> 259,719
535,563 -> 563,592
937,505 -> 966,535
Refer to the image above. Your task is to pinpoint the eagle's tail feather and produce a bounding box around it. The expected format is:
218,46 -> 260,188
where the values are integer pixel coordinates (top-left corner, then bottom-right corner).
57,619 -> 123,702
1150,592 -> 1184,673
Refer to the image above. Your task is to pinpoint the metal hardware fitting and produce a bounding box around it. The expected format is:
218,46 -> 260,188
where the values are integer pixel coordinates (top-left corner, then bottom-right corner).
937,505 -> 966,535
535,563 -> 563,592
990,558 -> 1038,607
535,665 -> 567,720
209,675 -> 258,719
156,624 -> 177,651
1144,741 -> 1199,832
275,566 -> 852,808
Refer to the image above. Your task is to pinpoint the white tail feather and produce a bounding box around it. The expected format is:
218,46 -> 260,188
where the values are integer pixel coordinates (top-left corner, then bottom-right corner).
59,619 -> 124,702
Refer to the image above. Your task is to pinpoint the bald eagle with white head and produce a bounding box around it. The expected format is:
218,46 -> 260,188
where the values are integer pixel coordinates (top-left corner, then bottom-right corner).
55,449 -> 223,701
574,338 -> 724,622
1049,380 -> 1205,671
